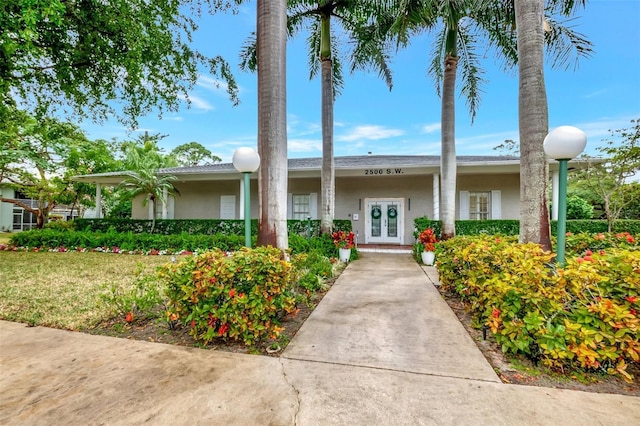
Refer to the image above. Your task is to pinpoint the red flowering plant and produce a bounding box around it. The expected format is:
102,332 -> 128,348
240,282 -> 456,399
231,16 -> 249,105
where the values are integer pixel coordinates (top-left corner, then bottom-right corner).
332,231 -> 355,249
418,228 -> 439,252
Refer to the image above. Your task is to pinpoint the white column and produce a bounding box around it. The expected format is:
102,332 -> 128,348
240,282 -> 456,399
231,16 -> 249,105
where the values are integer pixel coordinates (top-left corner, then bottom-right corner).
432,173 -> 440,220
162,187 -> 168,219
238,178 -> 245,219
95,184 -> 102,218
551,170 -> 559,221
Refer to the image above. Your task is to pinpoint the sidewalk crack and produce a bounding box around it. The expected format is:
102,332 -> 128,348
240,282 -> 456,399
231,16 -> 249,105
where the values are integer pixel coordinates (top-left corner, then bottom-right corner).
279,358 -> 301,425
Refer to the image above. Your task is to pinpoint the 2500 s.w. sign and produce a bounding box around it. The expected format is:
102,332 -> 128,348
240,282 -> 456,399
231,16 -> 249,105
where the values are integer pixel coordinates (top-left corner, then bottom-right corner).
364,168 -> 404,175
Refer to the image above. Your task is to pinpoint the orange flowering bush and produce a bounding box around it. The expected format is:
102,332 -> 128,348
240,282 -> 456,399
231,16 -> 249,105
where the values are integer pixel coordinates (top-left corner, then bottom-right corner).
418,228 -> 439,251
332,231 -> 355,249
161,247 -> 296,345
437,233 -> 640,382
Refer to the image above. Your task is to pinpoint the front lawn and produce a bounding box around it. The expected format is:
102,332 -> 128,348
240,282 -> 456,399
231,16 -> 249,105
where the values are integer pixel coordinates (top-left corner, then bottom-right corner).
0,252 -> 168,330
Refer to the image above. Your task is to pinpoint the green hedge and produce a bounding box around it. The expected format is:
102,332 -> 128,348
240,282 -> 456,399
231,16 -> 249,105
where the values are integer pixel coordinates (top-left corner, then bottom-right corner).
73,218 -> 352,236
413,217 -> 640,237
10,228 -> 346,258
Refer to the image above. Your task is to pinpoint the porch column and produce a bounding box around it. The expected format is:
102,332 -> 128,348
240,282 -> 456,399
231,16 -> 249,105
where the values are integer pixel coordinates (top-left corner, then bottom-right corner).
432,173 -> 440,220
238,178 -> 245,219
551,169 -> 559,220
161,187 -> 168,219
95,184 -> 102,218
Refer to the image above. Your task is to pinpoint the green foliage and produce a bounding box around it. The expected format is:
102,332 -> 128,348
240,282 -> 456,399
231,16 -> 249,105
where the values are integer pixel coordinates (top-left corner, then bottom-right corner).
161,247 -> 296,345
413,217 -> 640,238
291,251 -> 335,294
74,218 -> 353,237
1,0 -> 239,125
101,265 -> 166,322
9,229 -> 244,253
171,142 -> 221,166
437,233 -> 640,381
566,195 -> 594,219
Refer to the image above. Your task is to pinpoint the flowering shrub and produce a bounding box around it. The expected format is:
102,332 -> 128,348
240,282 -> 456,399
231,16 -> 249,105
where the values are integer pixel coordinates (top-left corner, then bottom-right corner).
332,231 -> 355,249
437,233 -> 640,382
418,228 -> 439,252
161,247 -> 296,345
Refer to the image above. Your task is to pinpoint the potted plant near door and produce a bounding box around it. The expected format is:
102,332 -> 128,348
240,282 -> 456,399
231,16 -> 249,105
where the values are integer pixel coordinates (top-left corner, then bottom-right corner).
418,227 -> 438,266
333,230 -> 355,262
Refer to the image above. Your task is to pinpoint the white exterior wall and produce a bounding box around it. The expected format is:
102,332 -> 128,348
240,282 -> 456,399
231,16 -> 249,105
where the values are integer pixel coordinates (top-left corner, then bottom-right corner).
129,172 -> 521,244
0,186 -> 15,232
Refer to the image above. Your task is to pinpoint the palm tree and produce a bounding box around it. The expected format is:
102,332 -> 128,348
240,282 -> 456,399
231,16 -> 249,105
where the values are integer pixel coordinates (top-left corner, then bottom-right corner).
390,0 -> 590,241
515,0 -> 588,249
243,1 -> 393,235
119,165 -> 180,232
256,0 -> 289,249
287,1 -> 394,235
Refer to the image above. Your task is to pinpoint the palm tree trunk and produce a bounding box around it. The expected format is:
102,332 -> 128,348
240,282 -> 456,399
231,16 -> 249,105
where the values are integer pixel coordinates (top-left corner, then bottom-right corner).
320,15 -> 335,235
257,0 -> 289,250
515,0 -> 552,250
440,54 -> 458,240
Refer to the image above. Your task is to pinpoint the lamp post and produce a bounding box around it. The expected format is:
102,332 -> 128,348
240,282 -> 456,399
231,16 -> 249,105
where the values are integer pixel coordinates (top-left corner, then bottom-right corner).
232,147 -> 260,248
543,126 -> 587,266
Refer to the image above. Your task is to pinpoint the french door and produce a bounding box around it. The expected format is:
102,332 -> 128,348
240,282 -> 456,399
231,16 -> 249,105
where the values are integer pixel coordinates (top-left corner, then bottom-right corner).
365,199 -> 404,244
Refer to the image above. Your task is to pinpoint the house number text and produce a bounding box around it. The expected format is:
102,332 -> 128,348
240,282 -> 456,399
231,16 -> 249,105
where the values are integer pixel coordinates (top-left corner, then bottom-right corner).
364,168 -> 404,175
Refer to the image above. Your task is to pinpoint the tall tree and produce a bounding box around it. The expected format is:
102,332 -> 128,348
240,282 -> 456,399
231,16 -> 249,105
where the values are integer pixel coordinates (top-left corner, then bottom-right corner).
1,0 -> 240,125
571,119 -> 640,230
171,142 -> 221,166
391,0 -> 590,241
515,0 -> 588,249
242,2 -> 393,235
256,0 -> 289,249
0,110 -> 96,228
286,1 -> 394,235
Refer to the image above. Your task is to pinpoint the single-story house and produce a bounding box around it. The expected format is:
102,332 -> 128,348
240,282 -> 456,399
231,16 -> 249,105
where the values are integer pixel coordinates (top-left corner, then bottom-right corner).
71,155 -> 589,246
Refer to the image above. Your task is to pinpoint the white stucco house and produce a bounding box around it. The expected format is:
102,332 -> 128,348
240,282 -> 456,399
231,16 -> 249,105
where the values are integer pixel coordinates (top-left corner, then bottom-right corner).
70,154 -> 586,246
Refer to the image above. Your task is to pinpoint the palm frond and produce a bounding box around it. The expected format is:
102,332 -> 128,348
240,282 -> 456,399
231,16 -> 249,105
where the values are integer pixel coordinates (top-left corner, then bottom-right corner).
544,16 -> 593,71
456,26 -> 486,122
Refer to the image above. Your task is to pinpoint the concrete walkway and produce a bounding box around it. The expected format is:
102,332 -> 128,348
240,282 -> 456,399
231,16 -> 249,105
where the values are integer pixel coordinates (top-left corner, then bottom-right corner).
1,253 -> 639,425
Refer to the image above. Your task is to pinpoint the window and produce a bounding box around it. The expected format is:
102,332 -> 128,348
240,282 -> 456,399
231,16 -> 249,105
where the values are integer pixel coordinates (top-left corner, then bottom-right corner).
292,194 -> 310,220
460,190 -> 501,220
469,192 -> 490,220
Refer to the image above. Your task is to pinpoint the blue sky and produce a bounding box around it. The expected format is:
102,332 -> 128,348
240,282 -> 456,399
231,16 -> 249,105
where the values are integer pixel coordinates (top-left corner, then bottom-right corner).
81,0 -> 640,163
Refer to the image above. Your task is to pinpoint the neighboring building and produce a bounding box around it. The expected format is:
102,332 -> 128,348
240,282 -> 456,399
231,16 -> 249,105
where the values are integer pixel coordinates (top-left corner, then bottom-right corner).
0,187 -> 39,232
73,155 -> 587,246
0,186 -> 79,232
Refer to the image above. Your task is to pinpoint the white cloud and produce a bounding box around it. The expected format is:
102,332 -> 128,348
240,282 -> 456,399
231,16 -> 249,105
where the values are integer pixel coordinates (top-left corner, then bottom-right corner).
421,122 -> 441,134
288,138 -> 322,153
337,125 -> 405,142
180,93 -> 214,111
197,75 -> 228,93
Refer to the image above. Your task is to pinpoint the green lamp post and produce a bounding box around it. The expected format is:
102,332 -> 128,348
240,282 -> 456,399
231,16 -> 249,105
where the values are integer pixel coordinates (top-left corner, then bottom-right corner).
232,147 -> 260,248
543,126 -> 587,266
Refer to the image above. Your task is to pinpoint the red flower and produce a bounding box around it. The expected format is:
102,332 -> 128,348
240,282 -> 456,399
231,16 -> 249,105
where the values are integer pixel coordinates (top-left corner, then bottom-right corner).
191,320 -> 196,328
229,288 -> 237,298
332,231 -> 355,249
418,228 -> 439,252
218,323 -> 229,336
125,312 -> 134,323
492,308 -> 501,318
627,235 -> 635,243
583,255 -> 593,262
625,296 -> 638,303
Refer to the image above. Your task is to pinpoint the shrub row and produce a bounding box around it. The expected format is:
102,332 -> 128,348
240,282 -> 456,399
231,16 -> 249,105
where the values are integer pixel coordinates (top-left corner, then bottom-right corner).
436,234 -> 640,381
72,218 -> 353,236
10,229 -> 245,252
9,229 -> 346,260
413,217 -> 640,237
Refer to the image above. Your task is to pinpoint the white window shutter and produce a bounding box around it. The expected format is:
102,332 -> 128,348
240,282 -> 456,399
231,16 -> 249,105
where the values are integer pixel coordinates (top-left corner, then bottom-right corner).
309,193 -> 318,219
459,191 -> 470,220
287,193 -> 293,219
491,190 -> 502,219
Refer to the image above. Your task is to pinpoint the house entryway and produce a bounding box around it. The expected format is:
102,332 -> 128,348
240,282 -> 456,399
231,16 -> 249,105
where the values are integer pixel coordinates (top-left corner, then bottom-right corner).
364,198 -> 404,245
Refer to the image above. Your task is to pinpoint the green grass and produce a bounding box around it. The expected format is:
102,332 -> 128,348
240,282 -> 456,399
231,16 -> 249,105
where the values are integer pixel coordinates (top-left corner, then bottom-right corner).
0,252 -> 170,330
0,233 -> 11,245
